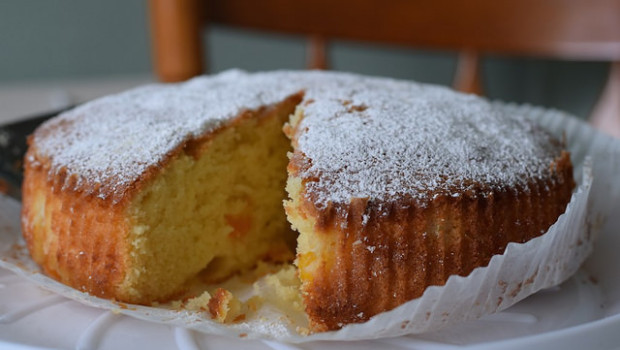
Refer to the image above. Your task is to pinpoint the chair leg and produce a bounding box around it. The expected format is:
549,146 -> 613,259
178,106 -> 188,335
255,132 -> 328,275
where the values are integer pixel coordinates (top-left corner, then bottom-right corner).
590,61 -> 620,139
149,0 -> 204,82
453,49 -> 483,96
307,35 -> 328,70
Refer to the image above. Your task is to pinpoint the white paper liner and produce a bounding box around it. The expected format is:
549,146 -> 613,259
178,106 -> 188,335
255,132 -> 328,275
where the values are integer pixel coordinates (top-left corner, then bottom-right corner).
1,102 -> 618,343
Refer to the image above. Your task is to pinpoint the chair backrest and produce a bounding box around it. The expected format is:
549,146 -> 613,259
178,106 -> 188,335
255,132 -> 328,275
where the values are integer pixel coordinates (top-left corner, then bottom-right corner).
149,0 -> 620,136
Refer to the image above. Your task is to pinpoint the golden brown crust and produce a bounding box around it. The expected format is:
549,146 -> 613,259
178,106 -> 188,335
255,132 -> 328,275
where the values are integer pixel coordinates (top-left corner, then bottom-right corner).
293,152 -> 574,331
21,148 -> 132,299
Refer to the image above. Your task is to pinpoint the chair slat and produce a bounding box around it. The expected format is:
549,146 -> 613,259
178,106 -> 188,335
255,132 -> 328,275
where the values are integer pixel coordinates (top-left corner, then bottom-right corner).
205,0 -> 620,60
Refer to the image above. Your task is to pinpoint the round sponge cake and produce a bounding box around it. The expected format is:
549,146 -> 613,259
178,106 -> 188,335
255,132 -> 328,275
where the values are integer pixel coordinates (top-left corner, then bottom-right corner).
21,70 -> 574,332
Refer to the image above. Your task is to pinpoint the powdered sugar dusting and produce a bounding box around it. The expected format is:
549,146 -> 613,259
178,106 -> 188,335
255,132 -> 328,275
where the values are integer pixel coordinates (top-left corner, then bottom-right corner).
31,70 -> 563,204
32,70 -> 300,199
294,73 -> 563,206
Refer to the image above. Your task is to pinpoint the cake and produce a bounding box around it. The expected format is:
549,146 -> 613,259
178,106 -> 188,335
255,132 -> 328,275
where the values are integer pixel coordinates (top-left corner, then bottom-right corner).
21,70 -> 574,332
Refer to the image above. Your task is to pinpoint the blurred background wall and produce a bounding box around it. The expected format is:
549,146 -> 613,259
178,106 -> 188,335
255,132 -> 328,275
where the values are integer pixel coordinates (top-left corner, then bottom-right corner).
0,1 -> 609,120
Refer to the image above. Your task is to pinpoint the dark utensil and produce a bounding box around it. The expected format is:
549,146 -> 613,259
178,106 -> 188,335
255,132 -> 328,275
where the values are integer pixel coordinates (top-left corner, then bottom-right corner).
0,107 -> 73,199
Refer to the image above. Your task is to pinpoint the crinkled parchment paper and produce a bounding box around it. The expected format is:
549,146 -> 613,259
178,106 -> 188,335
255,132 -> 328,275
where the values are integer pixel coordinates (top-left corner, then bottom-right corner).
1,102 -> 618,343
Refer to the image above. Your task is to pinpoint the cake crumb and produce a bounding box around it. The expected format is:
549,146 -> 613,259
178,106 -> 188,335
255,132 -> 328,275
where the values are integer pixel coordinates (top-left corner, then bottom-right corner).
184,291 -> 212,312
208,288 -> 243,323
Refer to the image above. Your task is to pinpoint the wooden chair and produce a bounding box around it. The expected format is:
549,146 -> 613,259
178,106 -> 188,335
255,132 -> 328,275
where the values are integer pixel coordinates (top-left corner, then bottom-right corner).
148,0 -> 620,137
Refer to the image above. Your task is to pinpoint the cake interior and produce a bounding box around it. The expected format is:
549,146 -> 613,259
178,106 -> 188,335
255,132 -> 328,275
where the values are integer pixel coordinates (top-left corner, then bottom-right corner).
284,107 -> 335,300
120,97 -> 300,303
